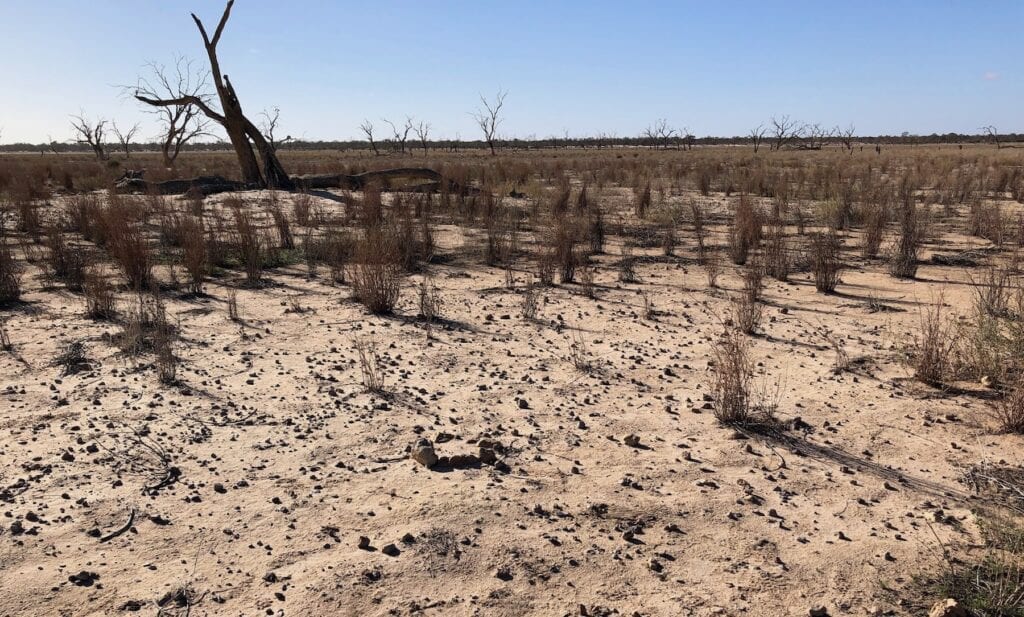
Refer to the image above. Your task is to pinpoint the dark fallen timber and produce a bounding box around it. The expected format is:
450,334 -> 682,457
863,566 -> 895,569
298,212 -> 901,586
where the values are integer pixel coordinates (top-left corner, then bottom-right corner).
114,168 -> 474,197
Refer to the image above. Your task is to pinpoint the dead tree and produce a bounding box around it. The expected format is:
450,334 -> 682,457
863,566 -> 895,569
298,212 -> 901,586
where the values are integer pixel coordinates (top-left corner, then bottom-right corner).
260,107 -> 293,152
642,119 -> 677,149
982,126 -> 1003,149
134,0 -> 293,189
749,124 -> 767,153
382,117 -> 413,154
132,58 -> 211,168
837,124 -> 856,153
70,115 -> 108,161
111,122 -> 140,158
682,128 -> 696,150
413,121 -> 431,155
801,123 -> 833,150
473,90 -> 507,155
359,120 -> 379,155
769,115 -> 804,151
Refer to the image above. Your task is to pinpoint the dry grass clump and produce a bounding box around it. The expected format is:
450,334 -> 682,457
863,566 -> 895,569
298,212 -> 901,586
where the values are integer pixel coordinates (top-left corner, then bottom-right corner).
349,224 -> 402,314
102,200 -> 152,290
354,337 -> 385,393
569,326 -> 595,373
969,200 -> 1006,246
617,243 -> 639,283
733,261 -> 764,334
0,238 -> 23,305
418,276 -> 443,338
710,328 -> 780,426
711,329 -> 753,424
83,267 -> 116,319
689,199 -> 708,263
321,227 -> 355,284
911,296 -> 955,387
554,219 -> 580,284
763,220 -> 789,281
993,378 -> 1024,433
178,216 -> 208,294
230,203 -> 265,287
226,289 -> 240,321
633,182 -> 651,218
267,199 -> 294,250
890,184 -> 921,279
484,205 -> 517,268
949,264 -> 1024,375
16,200 -> 42,239
860,200 -> 887,259
727,194 -> 762,265
587,203 -> 605,254
808,230 -> 843,293
521,281 -> 539,320
928,516 -> 1024,616
45,228 -> 86,291
292,191 -> 312,227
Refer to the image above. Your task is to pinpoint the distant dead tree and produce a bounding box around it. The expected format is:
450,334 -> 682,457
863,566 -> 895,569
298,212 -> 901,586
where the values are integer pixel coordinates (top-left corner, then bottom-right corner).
134,0 -> 294,189
982,125 -> 1004,149
382,117 -> 413,154
111,122 -> 140,158
359,120 -> 379,155
749,124 -> 767,153
70,114 -> 108,161
769,115 -> 804,151
131,57 -> 212,169
472,90 -> 507,155
413,120 -> 431,155
260,107 -> 293,153
681,127 -> 696,150
802,123 -> 834,150
837,124 -> 856,153
643,119 -> 678,149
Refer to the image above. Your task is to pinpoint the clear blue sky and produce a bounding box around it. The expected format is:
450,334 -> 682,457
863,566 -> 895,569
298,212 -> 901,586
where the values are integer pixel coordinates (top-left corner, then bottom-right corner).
0,1 -> 1019,144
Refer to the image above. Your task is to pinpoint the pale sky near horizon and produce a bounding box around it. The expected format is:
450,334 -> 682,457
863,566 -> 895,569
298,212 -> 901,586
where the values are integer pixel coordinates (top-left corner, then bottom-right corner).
0,1 -> 1020,144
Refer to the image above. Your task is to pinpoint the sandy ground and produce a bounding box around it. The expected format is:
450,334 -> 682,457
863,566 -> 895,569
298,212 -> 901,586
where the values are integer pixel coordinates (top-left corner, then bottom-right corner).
0,190 -> 1021,617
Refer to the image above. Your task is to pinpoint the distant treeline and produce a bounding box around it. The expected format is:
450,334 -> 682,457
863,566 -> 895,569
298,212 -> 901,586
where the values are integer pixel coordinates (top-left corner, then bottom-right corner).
2,132 -> 1020,154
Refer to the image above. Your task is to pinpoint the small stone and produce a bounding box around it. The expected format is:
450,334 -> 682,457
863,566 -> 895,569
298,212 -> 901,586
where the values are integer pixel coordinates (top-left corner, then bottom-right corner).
495,567 -> 513,581
623,434 -> 641,447
411,439 -> 438,468
381,543 -> 400,557
357,536 -> 371,550
809,606 -> 829,617
648,558 -> 663,572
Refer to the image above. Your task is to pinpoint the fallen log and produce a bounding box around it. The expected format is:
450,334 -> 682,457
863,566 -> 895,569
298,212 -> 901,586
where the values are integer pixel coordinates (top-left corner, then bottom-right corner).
115,168 -> 472,197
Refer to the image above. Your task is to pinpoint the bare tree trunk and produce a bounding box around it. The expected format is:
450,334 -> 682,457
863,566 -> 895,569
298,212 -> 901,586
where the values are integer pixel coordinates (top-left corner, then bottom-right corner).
236,88 -> 294,189
188,4 -> 263,185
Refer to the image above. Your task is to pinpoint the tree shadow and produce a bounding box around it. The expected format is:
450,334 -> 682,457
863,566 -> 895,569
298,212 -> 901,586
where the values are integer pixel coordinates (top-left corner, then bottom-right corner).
746,426 -> 974,504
